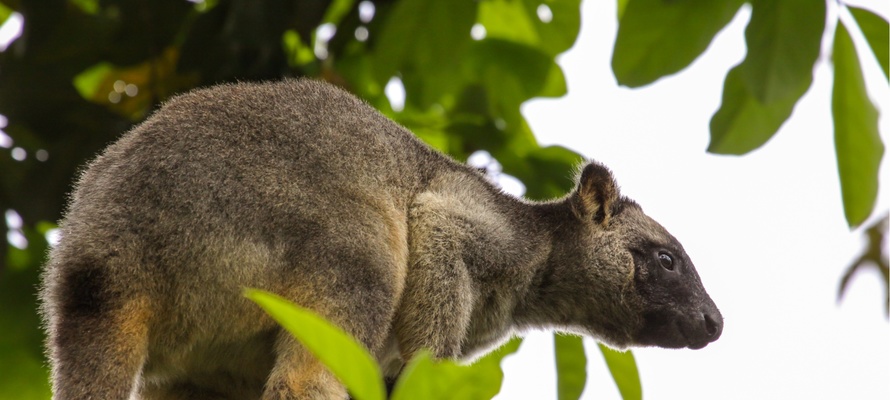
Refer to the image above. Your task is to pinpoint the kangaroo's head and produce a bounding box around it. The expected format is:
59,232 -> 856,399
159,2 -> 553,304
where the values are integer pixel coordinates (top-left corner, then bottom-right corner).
542,161 -> 723,350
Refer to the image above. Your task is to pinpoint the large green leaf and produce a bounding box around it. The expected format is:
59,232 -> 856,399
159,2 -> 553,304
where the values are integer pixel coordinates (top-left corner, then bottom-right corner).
390,337 -> 521,400
468,39 -> 567,120
612,0 -> 744,87
832,22 -> 884,228
245,290 -> 386,400
740,0 -> 826,104
478,0 -> 581,57
598,344 -> 641,400
554,334 -> 586,400
848,6 -> 889,81
372,0 -> 477,108
708,64 -> 807,154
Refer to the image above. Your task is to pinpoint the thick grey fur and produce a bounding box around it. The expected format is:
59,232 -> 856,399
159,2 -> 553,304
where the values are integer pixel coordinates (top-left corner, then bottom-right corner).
40,79 -> 722,399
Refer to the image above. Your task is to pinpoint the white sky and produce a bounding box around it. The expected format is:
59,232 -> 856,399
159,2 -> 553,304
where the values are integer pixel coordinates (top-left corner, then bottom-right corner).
498,1 -> 890,399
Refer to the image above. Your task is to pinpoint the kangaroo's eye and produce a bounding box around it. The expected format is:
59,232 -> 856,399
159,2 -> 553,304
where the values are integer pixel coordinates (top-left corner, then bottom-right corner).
658,252 -> 674,271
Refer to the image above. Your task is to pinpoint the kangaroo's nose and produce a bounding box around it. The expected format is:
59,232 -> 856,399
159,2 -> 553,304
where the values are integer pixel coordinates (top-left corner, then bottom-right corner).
703,309 -> 723,341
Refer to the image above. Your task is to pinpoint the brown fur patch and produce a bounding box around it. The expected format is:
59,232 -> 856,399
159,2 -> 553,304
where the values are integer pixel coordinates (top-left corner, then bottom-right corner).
111,295 -> 152,366
375,198 -> 409,301
267,336 -> 347,399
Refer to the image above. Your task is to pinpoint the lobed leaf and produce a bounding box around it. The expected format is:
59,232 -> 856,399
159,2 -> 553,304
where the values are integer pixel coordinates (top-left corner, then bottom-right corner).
554,334 -> 587,400
598,344 -> 642,400
245,290 -> 386,400
612,0 -> 744,87
848,6 -> 889,81
740,0 -> 826,104
831,22 -> 884,228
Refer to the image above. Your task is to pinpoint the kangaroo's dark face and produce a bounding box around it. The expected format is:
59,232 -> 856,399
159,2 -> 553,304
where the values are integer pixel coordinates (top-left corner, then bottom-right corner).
617,206 -> 723,350
564,161 -> 722,350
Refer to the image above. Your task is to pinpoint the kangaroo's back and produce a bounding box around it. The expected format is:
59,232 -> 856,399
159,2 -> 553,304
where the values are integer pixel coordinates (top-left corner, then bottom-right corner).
40,79 -> 464,399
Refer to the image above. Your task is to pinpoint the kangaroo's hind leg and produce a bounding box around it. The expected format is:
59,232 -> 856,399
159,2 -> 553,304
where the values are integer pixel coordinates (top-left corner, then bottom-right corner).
42,260 -> 152,400
261,207 -> 409,400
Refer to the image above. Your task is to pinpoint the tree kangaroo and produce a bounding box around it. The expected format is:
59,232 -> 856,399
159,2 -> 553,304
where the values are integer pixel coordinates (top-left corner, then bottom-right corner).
41,79 -> 722,399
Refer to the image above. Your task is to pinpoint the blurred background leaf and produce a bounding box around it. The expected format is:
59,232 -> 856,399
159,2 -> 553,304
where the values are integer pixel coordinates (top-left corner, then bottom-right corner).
848,6 -> 888,80
831,21 -> 883,228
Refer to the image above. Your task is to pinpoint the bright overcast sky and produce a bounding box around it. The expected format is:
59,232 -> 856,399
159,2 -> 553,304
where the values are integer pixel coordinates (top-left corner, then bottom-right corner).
498,1 -> 889,399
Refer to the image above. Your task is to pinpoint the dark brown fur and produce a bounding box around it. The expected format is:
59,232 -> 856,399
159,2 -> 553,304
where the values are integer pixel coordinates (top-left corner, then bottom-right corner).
41,79 -> 722,399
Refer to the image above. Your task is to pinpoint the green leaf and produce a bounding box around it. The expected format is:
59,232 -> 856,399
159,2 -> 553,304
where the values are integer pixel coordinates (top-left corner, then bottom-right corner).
468,39 -> 565,112
554,334 -> 586,400
391,338 -> 521,400
482,118 -> 581,201
616,0 -> 628,20
740,0 -> 826,103
598,344 -> 641,400
478,0 -> 581,57
612,0 -> 744,87
848,6 -> 889,81
372,0 -> 477,107
321,0 -> 356,25
0,3 -> 12,23
6,223 -> 52,271
483,336 -> 523,363
708,64 -> 806,154
72,62 -> 113,101
245,290 -> 386,400
282,30 -> 315,67
69,0 -> 99,15
523,144 -> 582,200
708,0 -> 822,154
539,61 -> 569,98
0,226 -> 51,400
391,352 -> 469,400
832,22 -> 884,228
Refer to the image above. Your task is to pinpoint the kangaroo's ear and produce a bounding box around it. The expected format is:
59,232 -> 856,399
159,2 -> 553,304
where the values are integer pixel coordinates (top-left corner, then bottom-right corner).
571,161 -> 620,226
